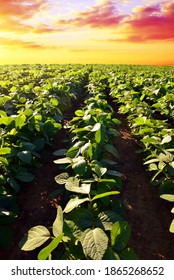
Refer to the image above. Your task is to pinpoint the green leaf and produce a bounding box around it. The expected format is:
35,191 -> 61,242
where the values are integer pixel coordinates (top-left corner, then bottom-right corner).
50,97 -> 58,106
104,144 -> 120,159
103,247 -> 120,260
0,147 -> 11,155
95,129 -> 101,144
53,206 -> 63,237
92,191 -> 119,201
72,157 -> 86,175
66,146 -> 80,158
160,194 -> 174,202
95,211 -> 122,231
160,135 -> 172,145
16,171 -> 34,182
169,220 -> 174,233
17,150 -> 32,164
65,177 -> 91,194
55,173 -> 69,185
120,248 -> 139,260
7,178 -> 20,192
21,226 -> 51,251
66,208 -> 93,229
38,234 -> 63,260
111,221 -> 131,252
80,228 -> 108,260
63,196 -> 90,213
54,157 -> 72,164
91,123 -> 101,132
107,170 -> 123,177
75,110 -> 84,117
53,149 -> 67,156
15,114 -> 26,129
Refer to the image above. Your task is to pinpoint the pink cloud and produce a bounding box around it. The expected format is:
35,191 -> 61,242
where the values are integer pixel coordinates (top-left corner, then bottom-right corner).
124,1 -> 174,42
57,0 -> 125,28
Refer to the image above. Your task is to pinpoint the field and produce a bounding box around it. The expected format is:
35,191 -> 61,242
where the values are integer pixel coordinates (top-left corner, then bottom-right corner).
0,64 -> 174,260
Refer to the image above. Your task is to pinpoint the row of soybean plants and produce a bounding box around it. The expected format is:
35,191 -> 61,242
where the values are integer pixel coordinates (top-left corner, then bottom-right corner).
0,64 -> 90,247
107,64 -> 174,233
20,70 -> 138,260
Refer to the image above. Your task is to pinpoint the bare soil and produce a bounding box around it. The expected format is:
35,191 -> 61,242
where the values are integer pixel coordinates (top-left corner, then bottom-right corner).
0,111 -> 174,260
114,112 -> 174,260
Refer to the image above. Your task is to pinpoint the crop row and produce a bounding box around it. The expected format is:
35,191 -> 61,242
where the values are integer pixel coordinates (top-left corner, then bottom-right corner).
20,69 -> 138,260
105,65 -> 174,233
0,64 -> 90,247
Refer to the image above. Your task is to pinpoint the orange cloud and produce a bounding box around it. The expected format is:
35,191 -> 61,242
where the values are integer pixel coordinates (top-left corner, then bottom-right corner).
0,37 -> 46,49
124,1 -> 174,42
57,0 -> 125,28
0,0 -> 46,19
0,0 -> 49,34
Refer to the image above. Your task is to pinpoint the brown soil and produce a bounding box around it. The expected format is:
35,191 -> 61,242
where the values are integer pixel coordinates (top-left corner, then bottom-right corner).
114,112 -> 174,260
0,110 -> 174,260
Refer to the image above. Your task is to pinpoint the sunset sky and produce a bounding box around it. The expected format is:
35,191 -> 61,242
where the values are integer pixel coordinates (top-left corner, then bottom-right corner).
0,0 -> 174,65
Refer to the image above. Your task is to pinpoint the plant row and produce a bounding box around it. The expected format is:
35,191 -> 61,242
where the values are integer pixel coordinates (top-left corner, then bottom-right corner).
0,64 -> 90,247
20,70 -> 138,260
105,65 -> 174,233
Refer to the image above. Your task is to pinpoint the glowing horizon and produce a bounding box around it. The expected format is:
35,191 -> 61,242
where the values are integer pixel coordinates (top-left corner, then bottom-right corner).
0,0 -> 174,65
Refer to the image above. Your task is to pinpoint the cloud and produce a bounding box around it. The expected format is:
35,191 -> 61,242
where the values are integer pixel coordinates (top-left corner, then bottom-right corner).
56,0 -> 125,29
0,37 -> 46,49
0,0 -> 50,34
123,1 -> 174,42
0,0 -> 47,19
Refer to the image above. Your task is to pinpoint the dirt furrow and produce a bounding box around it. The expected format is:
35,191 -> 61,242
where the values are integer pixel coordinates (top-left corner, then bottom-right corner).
114,112 -> 174,260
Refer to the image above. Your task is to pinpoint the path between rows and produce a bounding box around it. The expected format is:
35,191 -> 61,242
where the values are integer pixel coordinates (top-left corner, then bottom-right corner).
114,111 -> 174,259
1,109 -> 174,260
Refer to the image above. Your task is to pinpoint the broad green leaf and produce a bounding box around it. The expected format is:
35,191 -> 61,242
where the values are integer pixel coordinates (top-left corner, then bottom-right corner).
160,135 -> 172,145
93,164 -> 107,178
95,211 -> 122,231
92,191 -> 119,201
38,234 -> 63,260
15,114 -> 26,129
21,226 -> 51,251
75,110 -> 84,117
65,177 -> 91,194
50,97 -> 58,106
80,142 -> 91,155
111,221 -> 131,251
63,197 -> 90,213
0,147 -> 11,155
7,178 -> 20,192
160,194 -> 174,202
16,171 -> 34,182
72,157 -> 86,175
53,149 -> 67,156
80,228 -> 108,260
91,123 -> 101,132
53,206 -> 63,237
55,173 -> 69,185
17,151 -> 32,164
66,146 -> 80,158
104,144 -> 120,159
66,208 -> 93,229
